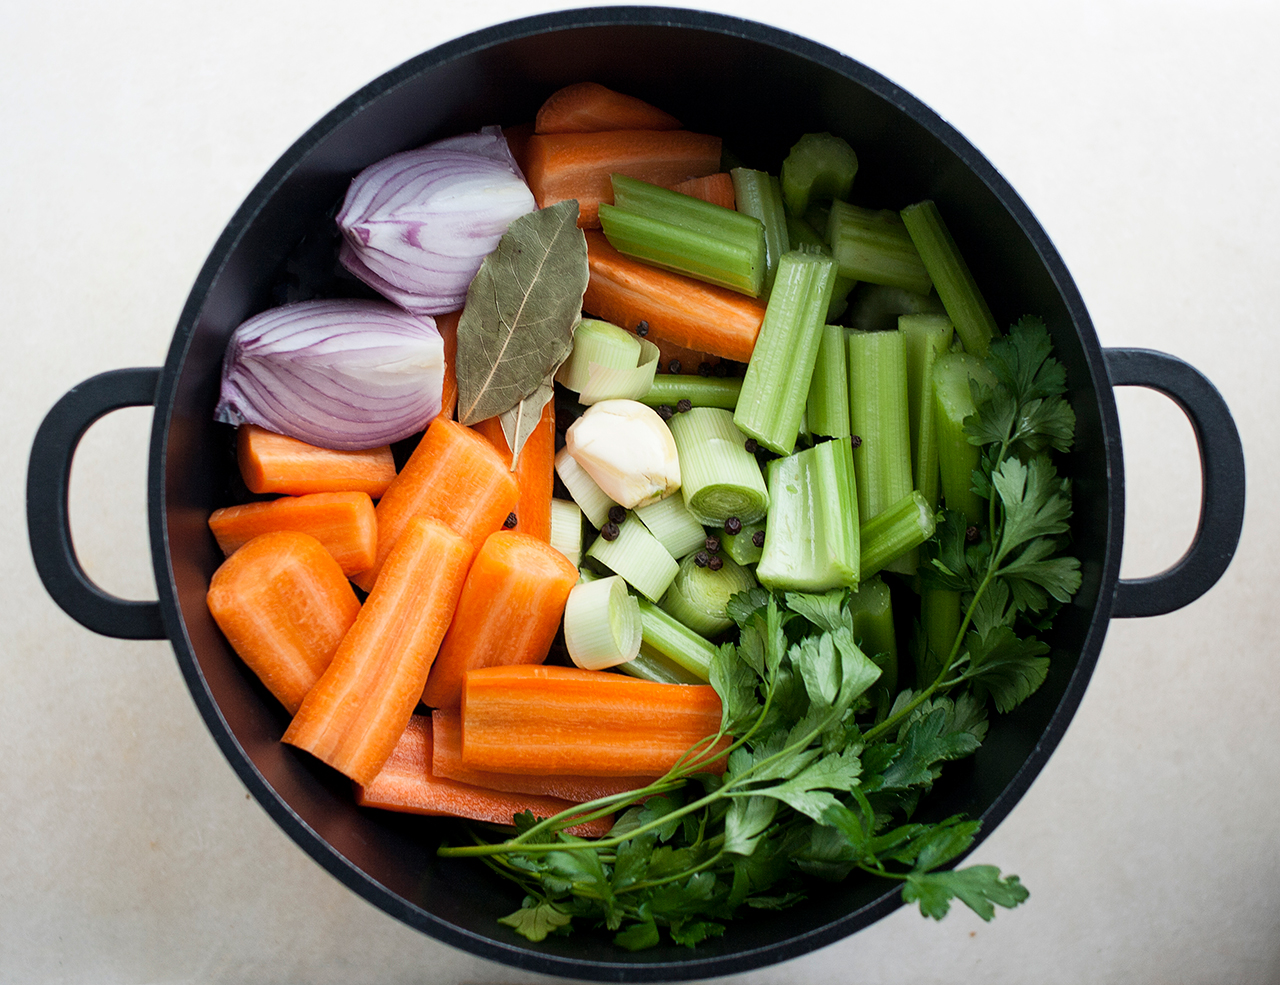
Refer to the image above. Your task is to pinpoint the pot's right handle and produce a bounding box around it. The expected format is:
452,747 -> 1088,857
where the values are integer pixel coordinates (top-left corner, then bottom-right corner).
1104,348 -> 1245,618
27,367 -> 166,640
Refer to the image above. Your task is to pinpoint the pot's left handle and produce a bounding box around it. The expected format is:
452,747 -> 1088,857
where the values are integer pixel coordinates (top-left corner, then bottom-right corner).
27,367 -> 166,640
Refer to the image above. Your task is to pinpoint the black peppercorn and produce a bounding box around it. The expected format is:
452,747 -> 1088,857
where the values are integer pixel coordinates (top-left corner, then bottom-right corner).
635,320 -> 649,337
668,359 -> 682,374
503,512 -> 517,529
694,550 -> 710,567
657,404 -> 675,421
850,434 -> 863,449
707,556 -> 723,571
698,361 -> 713,377
608,505 -> 627,525
744,438 -> 758,454
724,516 -> 742,535
601,521 -> 620,541
751,529 -> 765,548
704,535 -> 721,554
676,398 -> 692,413
966,525 -> 980,543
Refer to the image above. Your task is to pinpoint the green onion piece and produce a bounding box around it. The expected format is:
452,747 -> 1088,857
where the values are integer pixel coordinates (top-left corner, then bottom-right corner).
729,167 -> 790,295
847,328 -> 913,522
638,374 -> 741,410
780,132 -> 858,217
634,493 -> 708,559
827,201 -> 932,294
859,490 -> 936,580
733,250 -> 836,454
919,586 -> 962,684
785,213 -> 857,322
563,575 -> 642,671
556,318 -> 641,393
554,446 -> 617,529
847,575 -> 898,695
806,323 -> 851,439
618,645 -> 707,685
756,436 -> 859,592
933,351 -> 997,524
901,313 -> 955,510
658,551 -> 758,638
549,498 -> 584,568
668,407 -> 769,525
845,282 -> 946,334
720,518 -> 765,566
586,513 -> 679,603
636,596 -> 719,681
901,199 -> 998,357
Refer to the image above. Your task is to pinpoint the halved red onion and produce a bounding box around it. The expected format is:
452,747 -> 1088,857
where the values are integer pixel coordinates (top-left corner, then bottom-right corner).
214,299 -> 445,450
337,126 -> 536,315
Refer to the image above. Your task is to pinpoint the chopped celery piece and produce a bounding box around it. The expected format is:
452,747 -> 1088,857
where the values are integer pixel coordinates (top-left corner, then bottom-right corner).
637,596 -> 718,681
549,498 -> 584,568
635,493 -> 708,559
620,645 -> 707,685
806,323 -> 851,439
827,201 -> 932,294
847,575 -> 897,695
756,436 -> 859,592
846,282 -> 946,334
847,329 -> 913,522
563,575 -> 642,671
919,586 -> 961,685
901,313 -> 955,510
554,445 -> 617,529
860,490 -> 936,580
730,167 -> 790,295
901,199 -> 998,357
933,351 -> 997,524
668,407 -> 769,525
721,518 -> 765,566
733,250 -> 836,454
785,213 -> 857,321
781,132 -> 858,217
586,513 -> 679,603
659,551 -> 757,638
638,374 -> 741,410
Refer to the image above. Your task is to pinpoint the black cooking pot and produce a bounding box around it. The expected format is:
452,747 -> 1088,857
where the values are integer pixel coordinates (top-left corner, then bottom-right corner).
25,7 -> 1245,981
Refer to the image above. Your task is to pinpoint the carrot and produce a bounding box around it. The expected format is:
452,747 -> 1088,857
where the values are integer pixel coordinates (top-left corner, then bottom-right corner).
207,491 -> 376,577
206,531 -> 360,715
670,172 -> 736,210
524,129 -> 722,228
421,530 -> 578,709
461,665 -> 729,777
583,230 -> 766,363
436,309 -> 460,421
535,82 -> 682,134
355,716 -> 613,838
502,122 -> 535,178
236,424 -> 396,498
283,515 -> 473,785
431,710 -> 658,802
351,416 -> 518,593
470,400 -> 555,541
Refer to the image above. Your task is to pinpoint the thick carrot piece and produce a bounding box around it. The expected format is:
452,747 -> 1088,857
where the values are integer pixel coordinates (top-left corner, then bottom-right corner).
422,531 -> 578,709
208,491 -> 376,577
470,400 -> 555,541
670,172 -> 736,210
461,665 -> 729,777
583,230 -> 766,363
436,309 -> 461,421
524,130 -> 721,228
237,424 -> 396,498
352,417 -> 518,593
206,531 -> 360,715
356,716 -> 613,838
535,82 -> 682,134
283,516 -> 473,785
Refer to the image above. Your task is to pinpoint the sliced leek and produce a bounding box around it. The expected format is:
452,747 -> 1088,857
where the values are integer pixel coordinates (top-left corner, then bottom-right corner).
658,551 -> 758,638
586,514 -> 679,603
549,498 -> 584,567
562,575 -> 642,670
668,407 -> 769,525
554,445 -> 616,529
635,493 -> 708,560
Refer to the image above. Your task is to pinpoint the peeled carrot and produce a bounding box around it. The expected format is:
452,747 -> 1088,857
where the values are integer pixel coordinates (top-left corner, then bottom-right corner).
535,82 -> 682,134
524,129 -> 721,228
207,491 -> 376,577
283,515 -> 473,785
461,665 -> 729,777
436,309 -> 460,421
583,230 -> 766,363
206,531 -> 360,715
237,424 -> 396,498
421,530 -> 578,709
351,417 -> 518,593
470,400 -> 555,541
670,172 -> 736,210
355,716 -> 613,838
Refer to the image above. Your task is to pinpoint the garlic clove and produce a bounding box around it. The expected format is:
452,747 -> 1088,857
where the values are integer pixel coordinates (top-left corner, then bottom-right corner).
564,399 -> 681,509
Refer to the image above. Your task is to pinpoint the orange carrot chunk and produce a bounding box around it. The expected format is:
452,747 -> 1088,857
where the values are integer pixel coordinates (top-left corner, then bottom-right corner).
207,491 -> 377,577
352,416 -> 518,593
535,82 -> 682,134
356,716 -> 613,838
524,129 -> 721,228
237,424 -> 396,498
206,530 -> 360,715
670,172 -> 736,210
283,516 -> 473,785
470,399 -> 556,542
436,309 -> 461,421
583,230 -> 766,363
461,665 -> 729,777
421,530 -> 578,710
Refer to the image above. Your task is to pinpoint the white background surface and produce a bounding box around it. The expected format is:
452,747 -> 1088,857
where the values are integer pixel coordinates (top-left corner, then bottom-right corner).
3,1 -> 1277,982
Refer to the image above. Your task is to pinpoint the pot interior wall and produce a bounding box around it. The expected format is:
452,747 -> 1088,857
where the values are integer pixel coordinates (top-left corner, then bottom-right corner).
156,14 -> 1113,976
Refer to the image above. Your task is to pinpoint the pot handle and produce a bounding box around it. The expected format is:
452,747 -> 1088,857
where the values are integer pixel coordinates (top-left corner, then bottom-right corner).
27,367 -> 166,640
1104,348 -> 1245,618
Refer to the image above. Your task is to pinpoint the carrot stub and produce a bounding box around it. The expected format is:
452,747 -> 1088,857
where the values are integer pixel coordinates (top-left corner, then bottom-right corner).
206,530 -> 360,715
535,82 -> 682,134
435,309 -> 461,421
207,491 -> 376,577
236,424 -> 396,498
670,172 -> 736,210
470,399 -> 555,542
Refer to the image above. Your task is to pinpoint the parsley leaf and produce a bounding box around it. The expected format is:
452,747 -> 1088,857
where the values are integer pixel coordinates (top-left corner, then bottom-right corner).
904,865 -> 1030,921
498,899 -> 573,942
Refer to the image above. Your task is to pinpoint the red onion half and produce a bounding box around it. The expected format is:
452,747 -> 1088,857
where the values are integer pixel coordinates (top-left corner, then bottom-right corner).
214,299 -> 445,450
337,127 -> 536,315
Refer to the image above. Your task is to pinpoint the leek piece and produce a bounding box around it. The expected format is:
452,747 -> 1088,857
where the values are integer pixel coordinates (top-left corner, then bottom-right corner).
901,199 -> 998,357
549,497 -> 584,568
806,323 -> 851,440
730,167 -> 790,295
919,586 -> 961,684
586,514 -> 679,603
554,445 -> 617,529
756,437 -> 859,592
860,491 -> 936,580
556,318 -> 641,392
619,645 -> 707,685
635,493 -> 708,559
901,313 -> 955,510
784,213 -> 857,323
847,575 -> 897,695
847,328 -> 913,522
827,201 -> 932,294
780,132 -> 858,217
733,250 -> 837,455
636,596 -> 718,681
563,575 -> 642,671
668,407 -> 769,525
933,351 -> 997,524
638,374 -> 741,410
658,551 -> 758,638
846,282 -> 946,334
720,519 -> 766,566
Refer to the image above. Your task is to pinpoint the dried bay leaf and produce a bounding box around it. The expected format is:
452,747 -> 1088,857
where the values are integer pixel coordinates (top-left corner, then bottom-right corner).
456,199 -> 588,425
500,373 -> 556,470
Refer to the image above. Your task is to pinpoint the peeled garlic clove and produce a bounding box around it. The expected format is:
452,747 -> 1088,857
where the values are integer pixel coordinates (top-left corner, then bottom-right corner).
564,399 -> 681,510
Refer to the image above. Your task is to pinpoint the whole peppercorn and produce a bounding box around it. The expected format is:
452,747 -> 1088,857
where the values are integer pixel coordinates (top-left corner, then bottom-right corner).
601,521 -> 620,541
676,398 -> 692,413
707,556 -> 724,571
850,434 -> 863,449
656,404 -> 675,421
694,550 -> 710,567
724,516 -> 743,535
713,361 -> 729,378
608,505 -> 627,525
704,535 -> 721,554
698,361 -> 713,377
966,525 -> 981,543
503,512 -> 517,529
635,320 -> 650,337
744,437 -> 758,454
751,529 -> 766,548
668,359 -> 682,374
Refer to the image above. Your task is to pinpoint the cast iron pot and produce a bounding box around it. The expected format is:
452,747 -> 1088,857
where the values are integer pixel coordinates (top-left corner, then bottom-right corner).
26,7 -> 1245,981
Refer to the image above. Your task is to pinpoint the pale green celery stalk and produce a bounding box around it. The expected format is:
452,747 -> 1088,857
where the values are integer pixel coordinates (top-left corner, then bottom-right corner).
733,250 -> 836,454
847,575 -> 898,696
901,199 -> 998,357
780,132 -> 859,217
756,436 -> 859,591
634,493 -> 707,559
638,374 -> 741,410
933,351 -> 997,524
806,323 -> 851,439
901,313 -> 955,510
668,407 -> 769,525
658,551 -> 757,638
729,168 -> 790,295
555,318 -> 641,393
553,446 -> 616,529
785,213 -> 856,321
846,282 -> 946,334
918,586 -> 961,685
859,490 -> 936,580
619,645 -> 707,685
720,519 -> 765,565
827,201 -> 932,294
549,498 -> 584,568
635,596 -> 718,681
847,328 -> 913,521
586,513 -> 678,603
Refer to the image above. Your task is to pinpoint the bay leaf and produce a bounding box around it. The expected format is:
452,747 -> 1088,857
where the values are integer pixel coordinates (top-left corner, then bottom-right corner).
500,372 -> 556,470
455,199 -> 588,425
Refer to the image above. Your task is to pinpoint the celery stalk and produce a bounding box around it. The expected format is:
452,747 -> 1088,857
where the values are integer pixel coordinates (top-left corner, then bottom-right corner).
847,328 -> 913,522
933,351 -> 997,524
827,201 -> 932,294
619,645 -> 707,685
901,313 -> 955,510
668,407 -> 769,525
846,282 -> 946,334
636,596 -> 718,681
780,132 -> 859,217
847,575 -> 898,695
638,374 -> 741,410
859,491 -> 936,580
730,168 -> 790,295
785,213 -> 857,321
806,323 -> 851,439
720,519 -> 765,566
919,586 -> 961,685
